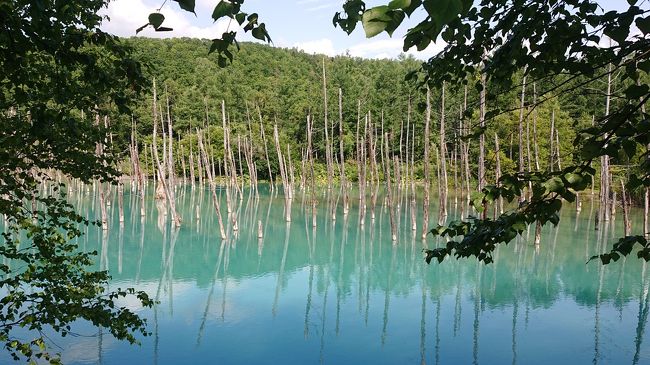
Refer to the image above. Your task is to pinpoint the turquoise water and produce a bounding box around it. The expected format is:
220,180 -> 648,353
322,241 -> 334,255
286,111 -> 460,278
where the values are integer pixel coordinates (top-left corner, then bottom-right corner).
19,185 -> 650,364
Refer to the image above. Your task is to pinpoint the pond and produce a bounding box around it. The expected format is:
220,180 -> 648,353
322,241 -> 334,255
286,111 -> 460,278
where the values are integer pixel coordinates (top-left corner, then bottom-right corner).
24,184 -> 650,364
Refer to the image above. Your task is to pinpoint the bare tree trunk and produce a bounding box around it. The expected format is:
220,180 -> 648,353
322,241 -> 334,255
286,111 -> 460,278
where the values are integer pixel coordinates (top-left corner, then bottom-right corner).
549,109 -> 555,172
359,110 -> 367,226
369,113 -> 379,221
422,87 -> 431,239
307,115 -> 317,228
532,83 -> 540,170
197,130 -> 226,240
621,179 -> 631,236
399,114 -> 404,190
439,81 -> 448,223
555,129 -> 562,170
478,74 -> 487,191
323,58 -> 333,190
494,133 -> 503,215
462,85 -> 471,203
459,104 -> 466,214
410,121 -> 417,232
383,133 -> 397,241
258,106 -> 274,187
642,82 -> 649,237
95,111 -> 108,230
601,63 -> 613,222
405,97 -> 411,194
179,136 -> 187,184
339,88 -> 348,214
131,118 -> 146,217
118,182 -> 124,223
152,80 -> 181,227
273,124 -> 291,222
165,86 -> 176,195
518,75 -> 527,204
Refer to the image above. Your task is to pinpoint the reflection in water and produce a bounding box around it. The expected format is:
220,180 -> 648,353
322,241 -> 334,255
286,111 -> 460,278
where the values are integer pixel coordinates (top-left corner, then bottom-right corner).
15,185 -> 650,365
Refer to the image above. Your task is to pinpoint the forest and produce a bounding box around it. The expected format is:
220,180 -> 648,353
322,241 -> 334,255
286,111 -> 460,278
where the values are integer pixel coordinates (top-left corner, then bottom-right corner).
115,37 -> 617,190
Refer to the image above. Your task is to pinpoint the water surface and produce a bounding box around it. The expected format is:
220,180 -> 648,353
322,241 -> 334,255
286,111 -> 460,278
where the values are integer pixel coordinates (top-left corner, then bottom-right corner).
21,185 -> 650,364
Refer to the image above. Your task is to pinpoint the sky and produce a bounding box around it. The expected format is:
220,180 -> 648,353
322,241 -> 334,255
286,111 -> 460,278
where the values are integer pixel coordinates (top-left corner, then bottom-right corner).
100,0 -> 446,60
100,0 -> 630,60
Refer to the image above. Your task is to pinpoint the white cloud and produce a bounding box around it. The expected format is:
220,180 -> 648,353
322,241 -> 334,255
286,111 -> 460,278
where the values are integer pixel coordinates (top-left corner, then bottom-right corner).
291,36 -> 445,60
345,37 -> 445,60
101,0 -> 234,39
293,38 -> 337,56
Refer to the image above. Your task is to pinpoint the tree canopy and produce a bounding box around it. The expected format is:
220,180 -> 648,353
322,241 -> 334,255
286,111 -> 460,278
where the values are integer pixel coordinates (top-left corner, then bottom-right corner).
0,1 -> 152,362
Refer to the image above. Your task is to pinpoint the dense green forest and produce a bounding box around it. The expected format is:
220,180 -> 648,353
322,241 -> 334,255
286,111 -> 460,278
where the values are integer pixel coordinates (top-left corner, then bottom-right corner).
111,37 -> 638,194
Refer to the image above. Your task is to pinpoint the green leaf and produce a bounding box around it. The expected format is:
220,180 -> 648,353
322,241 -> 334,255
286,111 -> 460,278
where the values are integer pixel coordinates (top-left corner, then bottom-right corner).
600,254 -> 611,265
362,6 -> 391,38
148,13 -> 165,29
625,83 -> 649,99
212,1 -> 233,21
389,0 -> 411,10
155,27 -> 174,32
544,177 -> 565,194
564,173 -> 583,186
385,10 -> 406,36
581,142 -> 602,159
235,12 -> 247,25
251,24 -> 271,43
636,16 -> 650,34
622,138 -> 637,158
173,0 -> 196,14
428,0 -> 462,29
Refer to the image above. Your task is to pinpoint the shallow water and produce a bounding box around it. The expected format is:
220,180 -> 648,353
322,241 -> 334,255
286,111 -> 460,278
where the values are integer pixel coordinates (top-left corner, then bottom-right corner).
13,184 -> 650,364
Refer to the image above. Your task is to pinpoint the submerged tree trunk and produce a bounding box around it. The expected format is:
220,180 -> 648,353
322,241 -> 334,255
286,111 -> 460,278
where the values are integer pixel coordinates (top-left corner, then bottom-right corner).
422,87 -> 432,239
258,106 -> 274,187
439,82 -> 448,223
95,111 -> 108,230
152,82 -> 181,227
621,179 -> 631,236
339,88 -> 348,215
198,130 -> 227,240
383,133 -> 397,242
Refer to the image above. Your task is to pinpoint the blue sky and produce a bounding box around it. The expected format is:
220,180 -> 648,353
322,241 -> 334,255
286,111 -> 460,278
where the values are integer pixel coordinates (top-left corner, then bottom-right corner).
101,0 -> 632,60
